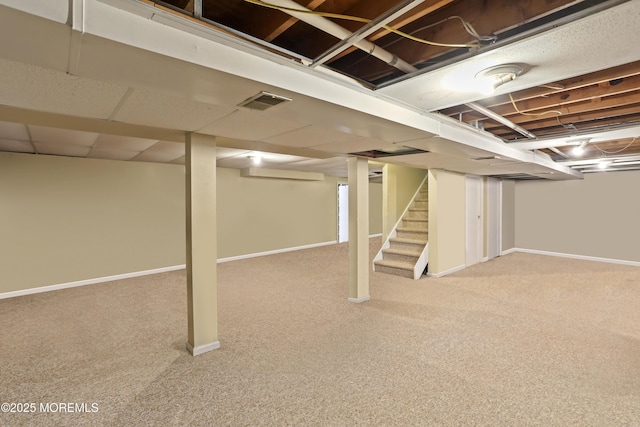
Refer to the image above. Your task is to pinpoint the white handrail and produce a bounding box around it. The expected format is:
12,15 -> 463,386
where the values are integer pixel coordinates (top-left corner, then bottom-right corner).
373,173 -> 429,268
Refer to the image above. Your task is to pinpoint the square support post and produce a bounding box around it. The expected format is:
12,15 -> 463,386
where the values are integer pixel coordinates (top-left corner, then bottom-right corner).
185,133 -> 220,355
348,156 -> 370,303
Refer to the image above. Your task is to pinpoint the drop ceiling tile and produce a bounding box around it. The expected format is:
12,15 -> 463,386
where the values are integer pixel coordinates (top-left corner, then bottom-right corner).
0,59 -> 130,119
0,139 -> 34,153
113,89 -> 235,131
264,125 -> 363,148
0,122 -> 29,140
34,142 -> 90,157
93,134 -> 159,151
29,125 -> 99,146
134,151 -> 184,163
215,147 -> 250,159
145,141 -> 185,155
135,141 -> 185,163
88,148 -> 140,161
198,109 -> 309,140
311,138 -> 388,154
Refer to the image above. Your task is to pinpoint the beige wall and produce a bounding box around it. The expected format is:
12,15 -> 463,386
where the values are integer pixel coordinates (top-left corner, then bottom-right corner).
1,153 -> 383,293
382,164 -> 428,241
515,170 -> 640,262
428,169 -> 466,275
218,168 -> 337,258
0,152 -> 185,293
501,179 -> 516,251
369,181 -> 383,235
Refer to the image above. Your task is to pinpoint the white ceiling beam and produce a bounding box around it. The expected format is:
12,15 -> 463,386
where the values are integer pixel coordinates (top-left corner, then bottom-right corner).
506,125 -> 640,151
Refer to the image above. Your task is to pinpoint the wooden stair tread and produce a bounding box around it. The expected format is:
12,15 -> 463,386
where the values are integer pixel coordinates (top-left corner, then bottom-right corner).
374,259 -> 414,271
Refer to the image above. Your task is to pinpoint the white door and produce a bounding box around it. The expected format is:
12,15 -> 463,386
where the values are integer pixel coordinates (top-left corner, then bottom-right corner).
465,176 -> 483,266
338,184 -> 349,243
486,178 -> 502,260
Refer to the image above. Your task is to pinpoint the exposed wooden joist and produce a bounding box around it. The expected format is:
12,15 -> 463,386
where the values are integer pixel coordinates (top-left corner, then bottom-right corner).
330,0 -> 581,81
264,0 -> 328,42
442,61 -> 640,117
483,94 -> 640,132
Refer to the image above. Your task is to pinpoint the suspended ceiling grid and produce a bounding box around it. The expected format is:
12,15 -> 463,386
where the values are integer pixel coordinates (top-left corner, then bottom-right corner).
0,0 -> 639,177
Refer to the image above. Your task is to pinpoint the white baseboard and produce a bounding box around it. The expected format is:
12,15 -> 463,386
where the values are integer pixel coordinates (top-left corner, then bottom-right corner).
217,240 -> 338,263
369,233 -> 382,238
348,295 -> 371,303
501,247 -> 517,256
509,248 -> 640,267
187,341 -> 220,356
0,265 -> 186,300
427,264 -> 466,278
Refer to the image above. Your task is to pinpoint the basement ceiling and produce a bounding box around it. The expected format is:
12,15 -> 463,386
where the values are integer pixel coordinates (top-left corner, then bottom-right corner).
439,61 -> 640,173
0,0 -> 639,178
138,0 -> 640,174
154,0 -> 595,86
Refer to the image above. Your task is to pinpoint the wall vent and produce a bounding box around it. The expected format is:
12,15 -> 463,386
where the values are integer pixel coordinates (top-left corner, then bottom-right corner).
238,91 -> 292,110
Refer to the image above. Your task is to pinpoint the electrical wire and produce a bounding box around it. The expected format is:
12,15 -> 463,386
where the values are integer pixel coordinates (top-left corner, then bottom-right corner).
244,0 -> 482,48
592,137 -> 637,155
508,93 -> 562,117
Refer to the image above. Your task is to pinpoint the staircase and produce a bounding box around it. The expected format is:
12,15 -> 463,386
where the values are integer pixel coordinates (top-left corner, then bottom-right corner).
373,178 -> 429,280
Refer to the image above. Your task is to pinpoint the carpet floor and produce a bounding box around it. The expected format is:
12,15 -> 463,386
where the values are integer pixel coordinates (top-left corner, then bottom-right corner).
1,239 -> 640,426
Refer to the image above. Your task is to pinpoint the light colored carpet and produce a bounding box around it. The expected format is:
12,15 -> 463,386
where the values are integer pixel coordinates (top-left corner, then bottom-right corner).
2,239 -> 640,426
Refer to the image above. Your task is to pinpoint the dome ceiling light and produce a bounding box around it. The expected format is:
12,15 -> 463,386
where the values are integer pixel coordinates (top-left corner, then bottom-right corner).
474,64 -> 526,95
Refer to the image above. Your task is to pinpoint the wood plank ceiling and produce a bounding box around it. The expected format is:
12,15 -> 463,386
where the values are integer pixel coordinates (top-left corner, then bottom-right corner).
148,0 -> 640,173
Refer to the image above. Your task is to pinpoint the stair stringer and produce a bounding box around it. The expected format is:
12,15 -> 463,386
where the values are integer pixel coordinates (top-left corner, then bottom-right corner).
373,174 -> 429,273
413,242 -> 429,280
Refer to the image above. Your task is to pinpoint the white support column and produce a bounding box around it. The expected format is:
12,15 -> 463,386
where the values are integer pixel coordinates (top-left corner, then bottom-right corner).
348,156 -> 370,303
185,133 -> 220,356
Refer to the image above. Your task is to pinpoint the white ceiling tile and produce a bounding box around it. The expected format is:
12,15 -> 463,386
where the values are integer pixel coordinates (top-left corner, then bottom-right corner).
113,89 -> 235,131
198,109 -> 309,140
311,138 -> 388,154
265,125 -> 361,148
93,134 -> 159,151
135,141 -> 185,162
0,122 -> 29,140
215,147 -> 251,159
134,151 -> 183,163
216,151 -> 305,169
29,125 -> 99,146
34,142 -> 90,157
0,139 -> 34,153
88,148 -> 140,161
0,59 -> 130,119
145,141 -> 185,155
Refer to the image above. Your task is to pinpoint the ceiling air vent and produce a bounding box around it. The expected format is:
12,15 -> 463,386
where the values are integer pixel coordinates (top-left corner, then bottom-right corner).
237,91 -> 292,111
350,146 -> 428,158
